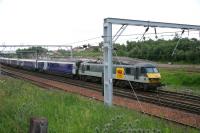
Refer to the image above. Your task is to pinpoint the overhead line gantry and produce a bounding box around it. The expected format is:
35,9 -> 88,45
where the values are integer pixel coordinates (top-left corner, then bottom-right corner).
103,17 -> 200,106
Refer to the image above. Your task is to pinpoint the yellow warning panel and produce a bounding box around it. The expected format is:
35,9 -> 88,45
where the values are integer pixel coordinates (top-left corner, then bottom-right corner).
116,67 -> 125,79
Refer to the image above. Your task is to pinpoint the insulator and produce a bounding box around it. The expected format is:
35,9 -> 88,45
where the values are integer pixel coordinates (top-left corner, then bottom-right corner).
181,29 -> 185,35
154,28 -> 158,39
145,27 -> 149,32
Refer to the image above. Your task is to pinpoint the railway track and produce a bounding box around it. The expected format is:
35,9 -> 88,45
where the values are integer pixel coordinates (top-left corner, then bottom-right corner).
157,89 -> 200,103
119,90 -> 200,114
1,65 -> 200,115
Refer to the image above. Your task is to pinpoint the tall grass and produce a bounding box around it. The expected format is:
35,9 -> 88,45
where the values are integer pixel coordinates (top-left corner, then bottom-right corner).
160,69 -> 200,94
0,77 -> 198,133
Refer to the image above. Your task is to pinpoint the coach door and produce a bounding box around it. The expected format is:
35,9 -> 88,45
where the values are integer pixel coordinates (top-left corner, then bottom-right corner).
44,62 -> 48,70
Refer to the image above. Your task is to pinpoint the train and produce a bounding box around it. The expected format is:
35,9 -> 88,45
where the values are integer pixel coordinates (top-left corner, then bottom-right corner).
0,57 -> 162,90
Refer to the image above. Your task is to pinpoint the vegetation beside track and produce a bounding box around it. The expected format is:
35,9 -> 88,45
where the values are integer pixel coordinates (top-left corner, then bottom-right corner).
160,68 -> 200,95
0,77 -> 199,133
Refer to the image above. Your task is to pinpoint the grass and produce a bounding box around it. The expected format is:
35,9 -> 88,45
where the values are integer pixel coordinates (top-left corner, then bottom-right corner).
160,68 -> 200,95
0,77 -> 199,133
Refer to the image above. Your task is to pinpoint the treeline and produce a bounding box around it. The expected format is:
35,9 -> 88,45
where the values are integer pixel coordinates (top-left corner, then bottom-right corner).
16,47 -> 48,58
114,38 -> 200,64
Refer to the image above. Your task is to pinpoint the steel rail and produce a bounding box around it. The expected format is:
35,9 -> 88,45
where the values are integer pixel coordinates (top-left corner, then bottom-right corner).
1,65 -> 200,115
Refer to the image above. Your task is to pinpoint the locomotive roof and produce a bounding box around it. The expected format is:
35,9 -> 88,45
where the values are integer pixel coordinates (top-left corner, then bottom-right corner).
82,61 -> 156,68
134,62 -> 156,67
79,57 -> 156,65
112,57 -> 155,65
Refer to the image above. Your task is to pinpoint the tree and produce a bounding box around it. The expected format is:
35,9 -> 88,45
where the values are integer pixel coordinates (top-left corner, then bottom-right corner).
113,38 -> 200,64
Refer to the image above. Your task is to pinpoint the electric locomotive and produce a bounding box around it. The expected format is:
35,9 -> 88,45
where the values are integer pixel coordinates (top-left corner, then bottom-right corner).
79,61 -> 161,89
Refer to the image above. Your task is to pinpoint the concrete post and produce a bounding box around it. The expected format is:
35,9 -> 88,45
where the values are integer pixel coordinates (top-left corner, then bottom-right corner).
103,22 -> 113,106
29,117 -> 48,133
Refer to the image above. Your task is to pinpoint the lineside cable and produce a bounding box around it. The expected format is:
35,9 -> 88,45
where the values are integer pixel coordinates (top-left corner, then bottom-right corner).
171,29 -> 185,56
64,36 -> 102,45
113,50 -> 145,114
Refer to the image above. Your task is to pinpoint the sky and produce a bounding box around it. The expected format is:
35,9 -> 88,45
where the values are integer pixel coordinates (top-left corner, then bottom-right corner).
0,0 -> 200,47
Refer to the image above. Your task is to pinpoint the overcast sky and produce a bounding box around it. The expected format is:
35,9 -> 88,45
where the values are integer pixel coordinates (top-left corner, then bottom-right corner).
0,0 -> 200,47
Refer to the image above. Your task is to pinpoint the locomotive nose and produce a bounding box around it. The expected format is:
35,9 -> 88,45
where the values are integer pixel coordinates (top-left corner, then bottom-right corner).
147,73 -> 161,84
147,73 -> 161,79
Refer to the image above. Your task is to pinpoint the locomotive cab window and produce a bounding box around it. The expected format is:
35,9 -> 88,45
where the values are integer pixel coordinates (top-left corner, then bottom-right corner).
145,67 -> 159,73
